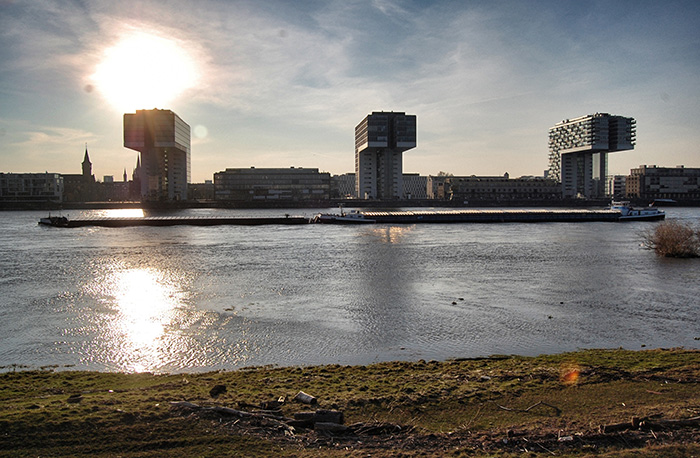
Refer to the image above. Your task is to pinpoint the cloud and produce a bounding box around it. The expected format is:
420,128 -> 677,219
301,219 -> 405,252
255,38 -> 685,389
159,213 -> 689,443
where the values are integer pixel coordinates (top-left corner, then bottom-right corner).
12,125 -> 94,149
1,118 -> 96,172
2,0 -> 700,179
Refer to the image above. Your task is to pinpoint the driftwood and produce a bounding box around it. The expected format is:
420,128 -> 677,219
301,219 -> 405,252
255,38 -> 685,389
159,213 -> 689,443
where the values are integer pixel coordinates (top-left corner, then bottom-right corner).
493,400 -> 562,416
601,416 -> 700,434
238,399 -> 284,411
349,422 -> 408,435
314,422 -> 348,432
171,401 -> 296,435
291,409 -> 344,429
641,416 -> 700,429
170,402 -> 349,435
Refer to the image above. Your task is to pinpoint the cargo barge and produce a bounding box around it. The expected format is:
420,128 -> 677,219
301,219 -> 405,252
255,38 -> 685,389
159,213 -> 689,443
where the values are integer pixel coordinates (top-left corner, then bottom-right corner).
39,207 -> 658,228
315,209 -> 622,224
39,215 -> 308,227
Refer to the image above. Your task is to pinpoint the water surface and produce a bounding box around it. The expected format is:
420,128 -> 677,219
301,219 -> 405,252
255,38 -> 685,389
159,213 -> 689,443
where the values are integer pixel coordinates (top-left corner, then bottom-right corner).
1,207 -> 698,373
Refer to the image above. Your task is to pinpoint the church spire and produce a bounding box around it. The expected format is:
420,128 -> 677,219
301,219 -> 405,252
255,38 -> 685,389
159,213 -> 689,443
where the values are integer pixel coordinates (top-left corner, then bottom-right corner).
82,143 -> 93,180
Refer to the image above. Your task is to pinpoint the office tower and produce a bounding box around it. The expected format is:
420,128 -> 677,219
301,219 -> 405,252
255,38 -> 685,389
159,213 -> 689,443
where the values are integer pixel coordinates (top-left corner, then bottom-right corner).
548,113 -> 635,198
355,111 -> 416,199
124,109 -> 191,201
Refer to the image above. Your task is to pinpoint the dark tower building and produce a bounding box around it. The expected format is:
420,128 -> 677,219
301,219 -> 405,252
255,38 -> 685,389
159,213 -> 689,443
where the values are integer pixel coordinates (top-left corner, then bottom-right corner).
355,111 -> 416,199
124,109 -> 191,201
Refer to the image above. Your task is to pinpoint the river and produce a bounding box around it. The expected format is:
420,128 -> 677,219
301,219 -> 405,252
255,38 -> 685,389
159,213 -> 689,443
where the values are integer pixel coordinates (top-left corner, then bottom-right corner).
1,207 -> 698,373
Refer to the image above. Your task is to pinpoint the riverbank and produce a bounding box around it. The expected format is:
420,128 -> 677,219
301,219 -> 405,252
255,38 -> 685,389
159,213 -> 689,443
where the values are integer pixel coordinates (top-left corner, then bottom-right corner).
4,196 -> 693,212
2,348 -> 698,457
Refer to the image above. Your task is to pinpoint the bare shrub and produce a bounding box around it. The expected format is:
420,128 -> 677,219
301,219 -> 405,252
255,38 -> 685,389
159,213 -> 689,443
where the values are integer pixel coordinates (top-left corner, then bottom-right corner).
642,221 -> 700,258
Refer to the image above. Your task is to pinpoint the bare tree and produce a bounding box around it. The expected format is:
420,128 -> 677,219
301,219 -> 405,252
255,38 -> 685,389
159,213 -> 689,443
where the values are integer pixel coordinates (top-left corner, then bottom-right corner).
641,221 -> 700,258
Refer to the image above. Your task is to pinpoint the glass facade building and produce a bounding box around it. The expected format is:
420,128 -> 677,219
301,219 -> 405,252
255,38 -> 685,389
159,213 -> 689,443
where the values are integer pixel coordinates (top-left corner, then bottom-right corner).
124,109 -> 191,201
548,113 -> 635,198
214,167 -> 330,201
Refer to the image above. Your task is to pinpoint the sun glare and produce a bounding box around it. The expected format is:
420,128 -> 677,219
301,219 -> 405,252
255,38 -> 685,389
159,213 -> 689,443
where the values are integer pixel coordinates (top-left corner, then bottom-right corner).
91,31 -> 199,112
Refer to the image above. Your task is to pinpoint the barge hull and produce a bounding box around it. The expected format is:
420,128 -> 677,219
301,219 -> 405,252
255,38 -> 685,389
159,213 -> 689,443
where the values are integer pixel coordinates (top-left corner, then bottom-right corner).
43,216 -> 309,228
362,210 -> 621,224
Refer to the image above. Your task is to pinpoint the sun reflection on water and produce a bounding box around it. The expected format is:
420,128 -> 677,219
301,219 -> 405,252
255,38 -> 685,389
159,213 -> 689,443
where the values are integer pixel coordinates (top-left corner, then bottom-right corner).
79,262 -> 257,373
99,267 -> 188,372
94,208 -> 145,218
366,225 -> 413,243
117,270 -> 176,345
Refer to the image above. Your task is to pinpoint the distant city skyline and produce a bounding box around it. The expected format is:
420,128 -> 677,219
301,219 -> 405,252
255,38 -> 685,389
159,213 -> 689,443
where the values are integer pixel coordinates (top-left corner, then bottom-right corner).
2,1 -> 700,183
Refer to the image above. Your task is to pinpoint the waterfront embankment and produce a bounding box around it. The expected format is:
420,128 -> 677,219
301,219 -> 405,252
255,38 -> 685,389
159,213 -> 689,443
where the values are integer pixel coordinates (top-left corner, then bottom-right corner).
5,196 -> 697,212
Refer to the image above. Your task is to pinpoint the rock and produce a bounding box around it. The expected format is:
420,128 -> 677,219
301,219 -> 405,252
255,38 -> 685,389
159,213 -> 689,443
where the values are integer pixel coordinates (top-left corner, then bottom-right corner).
209,384 -> 227,397
314,409 -> 344,424
66,394 -> 83,404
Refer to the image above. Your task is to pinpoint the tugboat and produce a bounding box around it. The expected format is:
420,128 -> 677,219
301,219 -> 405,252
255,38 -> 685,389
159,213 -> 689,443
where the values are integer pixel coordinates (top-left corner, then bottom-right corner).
311,207 -> 375,224
39,214 -> 70,227
609,201 -> 665,221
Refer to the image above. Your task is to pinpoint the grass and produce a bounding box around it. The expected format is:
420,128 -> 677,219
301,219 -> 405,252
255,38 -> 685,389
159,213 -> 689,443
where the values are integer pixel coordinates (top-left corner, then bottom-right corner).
1,348 -> 699,457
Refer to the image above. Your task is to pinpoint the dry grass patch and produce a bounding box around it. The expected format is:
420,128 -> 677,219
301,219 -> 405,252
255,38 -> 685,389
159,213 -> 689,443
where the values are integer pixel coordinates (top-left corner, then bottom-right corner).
1,349 -> 699,457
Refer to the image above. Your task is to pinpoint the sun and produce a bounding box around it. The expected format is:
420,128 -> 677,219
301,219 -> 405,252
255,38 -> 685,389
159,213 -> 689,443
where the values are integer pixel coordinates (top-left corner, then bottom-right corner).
91,31 -> 199,112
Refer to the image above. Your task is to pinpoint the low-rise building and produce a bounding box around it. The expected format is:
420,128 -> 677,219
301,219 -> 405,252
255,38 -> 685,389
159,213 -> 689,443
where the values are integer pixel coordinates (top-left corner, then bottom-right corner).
605,175 -> 627,199
626,165 -> 700,201
214,167 -> 330,201
402,173 -> 427,199
443,173 -> 561,201
427,174 -> 451,199
331,173 -> 356,198
0,172 -> 63,203
188,181 -> 215,200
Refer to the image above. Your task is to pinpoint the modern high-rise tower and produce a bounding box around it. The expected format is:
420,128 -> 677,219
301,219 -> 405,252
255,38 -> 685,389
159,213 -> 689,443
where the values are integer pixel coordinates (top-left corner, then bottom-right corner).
355,111 -> 416,199
548,113 -> 635,198
124,109 -> 191,201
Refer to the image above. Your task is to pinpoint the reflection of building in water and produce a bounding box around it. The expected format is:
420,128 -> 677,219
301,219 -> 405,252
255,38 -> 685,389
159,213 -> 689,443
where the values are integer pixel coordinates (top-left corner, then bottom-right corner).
124,109 -> 191,201
214,167 -> 330,201
367,225 -> 413,244
355,111 -> 416,200
548,113 -> 635,199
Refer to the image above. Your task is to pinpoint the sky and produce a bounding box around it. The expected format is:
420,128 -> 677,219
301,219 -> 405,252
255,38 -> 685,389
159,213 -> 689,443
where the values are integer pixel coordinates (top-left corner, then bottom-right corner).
1,0 -> 699,183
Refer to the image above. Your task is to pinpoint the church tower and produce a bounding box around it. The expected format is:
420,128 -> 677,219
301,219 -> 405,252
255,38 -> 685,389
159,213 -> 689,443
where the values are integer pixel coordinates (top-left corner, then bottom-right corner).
82,145 -> 94,182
